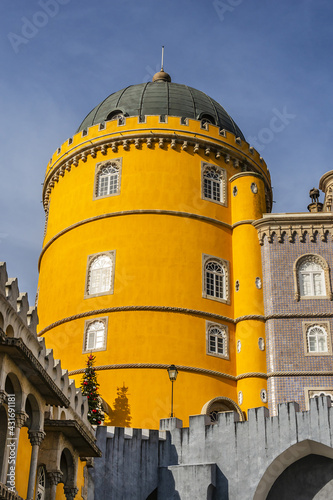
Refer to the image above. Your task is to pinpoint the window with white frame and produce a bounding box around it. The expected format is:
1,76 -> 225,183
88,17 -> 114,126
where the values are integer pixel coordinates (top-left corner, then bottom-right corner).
306,324 -> 328,353
94,159 -> 122,199
85,251 -> 115,298
201,163 -> 226,206
298,260 -> 325,297
294,255 -> 331,300
202,254 -> 229,303
35,466 -> 46,500
206,322 -> 228,359
83,318 -> 108,352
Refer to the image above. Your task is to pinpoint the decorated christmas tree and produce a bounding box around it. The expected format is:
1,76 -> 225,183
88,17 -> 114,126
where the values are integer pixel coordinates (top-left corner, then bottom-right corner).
81,354 -> 105,425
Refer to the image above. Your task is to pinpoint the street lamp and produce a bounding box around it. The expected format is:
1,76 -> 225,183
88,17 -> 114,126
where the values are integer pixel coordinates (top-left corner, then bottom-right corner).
167,364 -> 178,418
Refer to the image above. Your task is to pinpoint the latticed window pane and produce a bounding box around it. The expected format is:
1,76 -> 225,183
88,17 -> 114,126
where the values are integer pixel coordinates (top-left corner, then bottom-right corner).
97,164 -> 119,197
208,326 -> 226,356
36,466 -> 46,500
206,261 -> 224,299
88,255 -> 112,295
86,321 -> 105,350
307,325 -> 328,353
299,260 -> 325,297
203,168 -> 222,202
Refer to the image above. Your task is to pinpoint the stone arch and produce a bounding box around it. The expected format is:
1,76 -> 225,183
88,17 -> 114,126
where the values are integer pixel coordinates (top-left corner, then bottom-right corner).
201,396 -> 244,422
5,324 -> 14,337
25,393 -> 41,431
60,448 -> 75,487
5,372 -> 22,411
0,311 -> 4,330
253,440 -> 333,500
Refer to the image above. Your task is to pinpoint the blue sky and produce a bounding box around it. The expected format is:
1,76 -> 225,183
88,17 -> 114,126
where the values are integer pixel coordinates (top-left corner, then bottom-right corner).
1,0 -> 333,301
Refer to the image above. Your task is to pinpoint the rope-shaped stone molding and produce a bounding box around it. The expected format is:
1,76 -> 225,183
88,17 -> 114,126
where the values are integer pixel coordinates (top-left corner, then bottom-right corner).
266,312 -> 333,319
38,306 -> 268,337
67,362 -> 267,382
43,131 -> 270,209
268,371 -> 333,378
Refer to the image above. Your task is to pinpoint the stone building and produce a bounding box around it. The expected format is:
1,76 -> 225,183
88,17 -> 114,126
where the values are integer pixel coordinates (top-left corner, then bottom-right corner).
0,262 -> 100,499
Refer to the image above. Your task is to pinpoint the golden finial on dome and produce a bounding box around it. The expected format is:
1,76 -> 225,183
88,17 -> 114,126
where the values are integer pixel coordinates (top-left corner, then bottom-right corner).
152,46 -> 171,82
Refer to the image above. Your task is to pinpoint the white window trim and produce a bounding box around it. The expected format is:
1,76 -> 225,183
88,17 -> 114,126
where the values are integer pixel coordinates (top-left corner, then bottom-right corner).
303,321 -> 331,356
206,321 -> 229,360
294,253 -> 332,301
201,161 -> 227,207
93,158 -> 122,200
202,254 -> 230,304
84,250 -> 116,299
83,317 -> 108,353
304,387 -> 333,410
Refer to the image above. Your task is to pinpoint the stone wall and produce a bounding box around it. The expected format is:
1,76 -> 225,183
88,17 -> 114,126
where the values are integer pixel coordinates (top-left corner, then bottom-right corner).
90,397 -> 333,499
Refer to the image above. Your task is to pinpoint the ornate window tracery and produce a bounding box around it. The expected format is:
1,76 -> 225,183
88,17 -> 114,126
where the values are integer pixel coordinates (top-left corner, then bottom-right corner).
83,318 -> 108,352
36,466 -> 46,500
85,251 -> 115,298
201,162 -> 227,206
94,159 -> 122,200
202,254 -> 229,303
306,325 -> 328,353
294,254 -> 331,300
206,322 -> 228,359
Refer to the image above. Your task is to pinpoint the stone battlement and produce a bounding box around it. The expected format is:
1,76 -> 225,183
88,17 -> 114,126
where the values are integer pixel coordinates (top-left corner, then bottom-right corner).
90,397 -> 333,500
0,261 -> 92,430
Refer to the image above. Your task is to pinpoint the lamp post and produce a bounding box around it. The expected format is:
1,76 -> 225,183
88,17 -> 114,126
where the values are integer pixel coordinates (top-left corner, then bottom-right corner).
167,364 -> 178,418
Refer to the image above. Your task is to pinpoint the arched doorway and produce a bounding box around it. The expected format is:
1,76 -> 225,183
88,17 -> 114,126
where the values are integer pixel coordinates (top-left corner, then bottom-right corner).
201,397 -> 244,422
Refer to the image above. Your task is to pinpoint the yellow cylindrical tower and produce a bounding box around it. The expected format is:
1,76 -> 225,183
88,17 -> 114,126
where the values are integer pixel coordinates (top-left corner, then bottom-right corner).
230,172 -> 268,412
37,74 -> 272,427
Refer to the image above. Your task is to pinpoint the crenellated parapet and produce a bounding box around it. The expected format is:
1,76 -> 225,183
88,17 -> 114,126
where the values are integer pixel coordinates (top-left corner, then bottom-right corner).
42,115 -> 272,211
91,397 -> 333,500
0,261 -> 95,433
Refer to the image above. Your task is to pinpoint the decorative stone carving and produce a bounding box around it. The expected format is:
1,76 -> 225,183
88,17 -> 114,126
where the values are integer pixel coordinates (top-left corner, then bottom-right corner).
47,469 -> 63,486
64,486 -> 79,500
28,430 -> 46,447
15,411 -> 29,429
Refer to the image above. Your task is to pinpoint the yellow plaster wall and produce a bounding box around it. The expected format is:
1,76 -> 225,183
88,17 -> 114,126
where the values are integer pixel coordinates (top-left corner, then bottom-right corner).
38,117 -> 271,427
15,427 -> 31,498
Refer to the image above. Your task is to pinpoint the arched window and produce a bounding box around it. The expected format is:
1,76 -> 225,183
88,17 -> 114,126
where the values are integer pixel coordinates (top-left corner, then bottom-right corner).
295,255 -> 330,300
98,164 -> 119,197
35,466 -> 46,500
202,255 -> 229,303
206,261 -> 224,299
206,322 -> 228,359
202,163 -> 226,205
84,319 -> 107,352
299,260 -> 325,297
306,325 -> 328,353
94,159 -> 122,200
86,252 -> 115,297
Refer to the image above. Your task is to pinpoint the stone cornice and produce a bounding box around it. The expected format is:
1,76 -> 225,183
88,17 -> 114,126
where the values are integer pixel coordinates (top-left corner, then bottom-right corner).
42,130 -> 272,210
44,419 -> 101,457
0,336 -> 70,407
253,212 -> 333,245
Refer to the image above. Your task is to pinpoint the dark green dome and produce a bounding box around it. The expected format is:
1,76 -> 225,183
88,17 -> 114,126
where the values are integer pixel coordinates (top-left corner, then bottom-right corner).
77,82 -> 245,140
